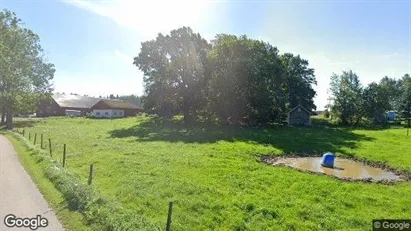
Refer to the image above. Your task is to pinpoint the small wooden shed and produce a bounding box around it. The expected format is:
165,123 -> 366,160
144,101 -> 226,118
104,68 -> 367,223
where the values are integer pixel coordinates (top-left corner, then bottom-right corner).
287,105 -> 312,126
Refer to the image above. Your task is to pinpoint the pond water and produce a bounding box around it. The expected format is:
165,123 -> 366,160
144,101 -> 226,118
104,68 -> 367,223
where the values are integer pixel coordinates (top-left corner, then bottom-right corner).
270,157 -> 400,181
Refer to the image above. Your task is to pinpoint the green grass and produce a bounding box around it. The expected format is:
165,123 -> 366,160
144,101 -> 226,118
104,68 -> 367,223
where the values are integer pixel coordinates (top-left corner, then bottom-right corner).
4,133 -> 92,231
12,116 -> 411,230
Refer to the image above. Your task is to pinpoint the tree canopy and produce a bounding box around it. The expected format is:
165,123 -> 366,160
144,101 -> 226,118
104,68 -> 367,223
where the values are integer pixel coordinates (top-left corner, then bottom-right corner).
0,9 -> 55,128
329,71 -> 410,125
134,27 -> 210,123
134,27 -> 317,125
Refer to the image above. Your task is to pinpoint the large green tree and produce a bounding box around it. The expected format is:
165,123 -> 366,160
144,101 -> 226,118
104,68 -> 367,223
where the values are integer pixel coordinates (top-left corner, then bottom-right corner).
0,9 -> 55,128
280,53 -> 316,111
205,34 -> 286,124
398,74 -> 411,119
378,76 -> 402,111
133,27 -> 210,124
361,82 -> 390,124
329,70 -> 363,125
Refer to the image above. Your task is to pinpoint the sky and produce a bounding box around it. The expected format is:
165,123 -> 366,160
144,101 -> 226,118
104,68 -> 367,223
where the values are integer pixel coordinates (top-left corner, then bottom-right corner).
1,0 -> 410,110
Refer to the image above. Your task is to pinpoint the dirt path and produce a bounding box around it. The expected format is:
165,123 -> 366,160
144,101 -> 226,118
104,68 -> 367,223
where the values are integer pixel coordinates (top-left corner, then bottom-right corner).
0,135 -> 64,230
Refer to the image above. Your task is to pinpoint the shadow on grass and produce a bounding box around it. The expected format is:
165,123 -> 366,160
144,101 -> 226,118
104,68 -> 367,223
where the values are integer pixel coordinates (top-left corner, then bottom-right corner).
310,116 -> 405,131
13,119 -> 40,128
108,117 -> 375,155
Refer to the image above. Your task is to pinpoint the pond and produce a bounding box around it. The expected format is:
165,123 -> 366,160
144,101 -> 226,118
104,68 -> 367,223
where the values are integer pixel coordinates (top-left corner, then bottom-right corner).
266,157 -> 401,181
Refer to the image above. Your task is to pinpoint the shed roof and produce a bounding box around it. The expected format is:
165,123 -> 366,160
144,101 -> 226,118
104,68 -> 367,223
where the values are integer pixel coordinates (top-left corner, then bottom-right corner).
52,93 -> 102,109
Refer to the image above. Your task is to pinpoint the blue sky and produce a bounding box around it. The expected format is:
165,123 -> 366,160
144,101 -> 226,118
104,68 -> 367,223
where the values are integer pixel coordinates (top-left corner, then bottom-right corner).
1,0 -> 410,110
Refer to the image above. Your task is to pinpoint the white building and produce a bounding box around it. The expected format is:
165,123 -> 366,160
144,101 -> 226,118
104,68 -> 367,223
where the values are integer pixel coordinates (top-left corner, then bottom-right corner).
93,109 -> 124,118
91,99 -> 141,118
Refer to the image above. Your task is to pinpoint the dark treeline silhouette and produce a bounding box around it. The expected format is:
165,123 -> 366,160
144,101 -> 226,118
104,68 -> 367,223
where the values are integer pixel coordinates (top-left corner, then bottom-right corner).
104,94 -> 142,108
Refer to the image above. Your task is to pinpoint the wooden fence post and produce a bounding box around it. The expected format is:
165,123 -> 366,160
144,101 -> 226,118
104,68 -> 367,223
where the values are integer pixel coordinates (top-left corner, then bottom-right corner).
41,134 -> 43,149
62,144 -> 66,167
88,164 -> 94,185
23,129 -> 25,136
29,133 -> 31,140
166,201 -> 173,231
49,139 -> 52,157
34,133 -> 37,145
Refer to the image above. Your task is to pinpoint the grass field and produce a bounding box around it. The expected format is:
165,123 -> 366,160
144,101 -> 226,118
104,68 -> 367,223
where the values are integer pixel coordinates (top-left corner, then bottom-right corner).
13,116 -> 411,230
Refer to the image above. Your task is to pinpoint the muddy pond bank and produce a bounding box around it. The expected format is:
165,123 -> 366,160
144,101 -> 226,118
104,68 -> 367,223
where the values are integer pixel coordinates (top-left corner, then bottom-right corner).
262,155 -> 410,184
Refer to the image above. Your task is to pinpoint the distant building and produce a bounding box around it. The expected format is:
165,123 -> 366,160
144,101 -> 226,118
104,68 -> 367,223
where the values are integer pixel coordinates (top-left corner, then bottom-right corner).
37,93 -> 142,118
287,105 -> 312,126
37,93 -> 101,117
92,99 -> 141,118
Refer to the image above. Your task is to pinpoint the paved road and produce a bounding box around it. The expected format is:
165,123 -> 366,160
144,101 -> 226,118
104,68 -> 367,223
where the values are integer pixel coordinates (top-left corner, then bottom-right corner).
0,135 -> 64,230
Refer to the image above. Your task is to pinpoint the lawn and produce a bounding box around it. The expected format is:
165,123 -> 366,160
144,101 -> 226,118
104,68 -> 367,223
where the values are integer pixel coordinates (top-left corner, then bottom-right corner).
12,116 -> 411,230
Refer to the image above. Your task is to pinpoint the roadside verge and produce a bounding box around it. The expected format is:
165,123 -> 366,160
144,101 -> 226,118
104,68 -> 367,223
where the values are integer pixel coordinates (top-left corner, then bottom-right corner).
5,131 -> 160,231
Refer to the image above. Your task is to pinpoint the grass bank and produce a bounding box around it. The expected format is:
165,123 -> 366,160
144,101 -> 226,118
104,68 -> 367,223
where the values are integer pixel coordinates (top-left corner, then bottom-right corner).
4,133 -> 90,231
12,116 -> 411,230
6,131 -> 160,231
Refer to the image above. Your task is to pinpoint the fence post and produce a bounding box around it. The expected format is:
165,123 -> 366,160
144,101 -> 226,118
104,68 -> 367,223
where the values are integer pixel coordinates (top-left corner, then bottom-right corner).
23,129 -> 25,136
88,164 -> 94,185
166,201 -> 173,231
34,133 -> 37,145
41,134 -> 43,149
29,133 -> 31,140
49,139 -> 52,157
63,144 -> 66,167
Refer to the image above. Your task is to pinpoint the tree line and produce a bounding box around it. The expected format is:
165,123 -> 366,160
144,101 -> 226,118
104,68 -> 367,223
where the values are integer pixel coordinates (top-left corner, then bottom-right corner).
328,71 -> 411,125
0,9 -> 54,129
105,94 -> 142,108
134,27 -> 316,125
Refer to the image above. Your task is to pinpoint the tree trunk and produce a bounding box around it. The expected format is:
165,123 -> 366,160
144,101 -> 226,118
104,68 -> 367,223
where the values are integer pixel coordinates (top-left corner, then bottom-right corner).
0,113 -> 4,126
354,115 -> 363,126
6,106 -> 13,130
183,96 -> 191,125
0,106 -> 5,125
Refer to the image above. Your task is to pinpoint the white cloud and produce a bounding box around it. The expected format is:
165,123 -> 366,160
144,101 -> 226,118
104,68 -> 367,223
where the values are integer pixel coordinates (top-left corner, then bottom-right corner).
64,0 -> 217,38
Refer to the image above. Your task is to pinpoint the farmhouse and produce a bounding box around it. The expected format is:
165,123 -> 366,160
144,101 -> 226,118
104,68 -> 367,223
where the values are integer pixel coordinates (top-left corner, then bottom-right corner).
287,105 -> 313,126
37,94 -> 142,118
37,93 -> 101,117
91,99 -> 141,118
